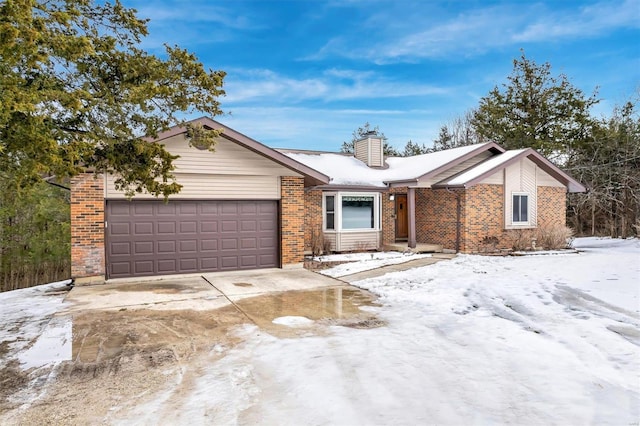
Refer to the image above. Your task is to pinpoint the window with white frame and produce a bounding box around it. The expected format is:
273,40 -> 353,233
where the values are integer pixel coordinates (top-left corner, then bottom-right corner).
512,193 -> 529,224
324,195 -> 335,230
323,192 -> 380,231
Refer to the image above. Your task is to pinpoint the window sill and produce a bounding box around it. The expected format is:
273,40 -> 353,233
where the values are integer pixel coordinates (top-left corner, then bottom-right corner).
323,229 -> 380,233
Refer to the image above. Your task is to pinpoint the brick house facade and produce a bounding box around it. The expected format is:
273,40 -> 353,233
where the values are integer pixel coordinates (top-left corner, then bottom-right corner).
292,144 -> 583,255
280,176 -> 306,266
70,118 -> 583,282
70,173 -> 105,282
70,118 -> 328,282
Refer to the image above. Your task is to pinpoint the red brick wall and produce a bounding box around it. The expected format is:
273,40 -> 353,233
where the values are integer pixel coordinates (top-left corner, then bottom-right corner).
281,177 -> 305,265
70,173 -> 105,279
463,184 -> 506,252
415,188 -> 464,251
461,185 -> 568,252
304,189 -> 323,252
537,186 -> 567,228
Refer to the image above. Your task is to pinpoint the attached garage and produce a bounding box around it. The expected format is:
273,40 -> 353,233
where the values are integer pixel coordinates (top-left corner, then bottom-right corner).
106,200 -> 279,279
69,117 -> 329,283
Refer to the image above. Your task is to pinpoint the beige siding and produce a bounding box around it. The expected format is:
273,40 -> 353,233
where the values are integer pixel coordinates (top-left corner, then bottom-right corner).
104,133 -> 306,199
536,167 -> 565,187
105,173 -> 280,199
479,170 -> 504,184
420,151 -> 494,186
161,134 -> 303,177
334,231 -> 381,251
323,232 -> 337,250
354,139 -> 368,164
354,137 -> 383,167
369,137 -> 383,167
504,158 -> 538,228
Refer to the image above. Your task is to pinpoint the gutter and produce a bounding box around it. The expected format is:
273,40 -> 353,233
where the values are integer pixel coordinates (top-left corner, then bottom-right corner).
43,176 -> 70,191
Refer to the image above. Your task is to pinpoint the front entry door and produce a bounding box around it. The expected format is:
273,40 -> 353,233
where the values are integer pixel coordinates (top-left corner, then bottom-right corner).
395,194 -> 408,240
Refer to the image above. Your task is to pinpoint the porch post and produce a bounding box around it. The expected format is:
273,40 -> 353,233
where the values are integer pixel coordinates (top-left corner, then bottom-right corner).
408,187 -> 416,248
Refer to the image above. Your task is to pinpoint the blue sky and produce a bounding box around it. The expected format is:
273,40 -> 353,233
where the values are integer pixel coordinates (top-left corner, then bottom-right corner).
125,0 -> 639,152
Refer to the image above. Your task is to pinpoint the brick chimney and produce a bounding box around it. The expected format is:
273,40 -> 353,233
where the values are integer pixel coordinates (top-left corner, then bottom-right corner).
354,131 -> 384,167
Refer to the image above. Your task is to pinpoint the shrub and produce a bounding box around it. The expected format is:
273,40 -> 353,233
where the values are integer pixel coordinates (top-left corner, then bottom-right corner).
536,224 -> 574,250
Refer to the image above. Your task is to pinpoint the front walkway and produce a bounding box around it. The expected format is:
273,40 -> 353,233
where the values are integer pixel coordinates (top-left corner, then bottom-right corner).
339,253 -> 457,282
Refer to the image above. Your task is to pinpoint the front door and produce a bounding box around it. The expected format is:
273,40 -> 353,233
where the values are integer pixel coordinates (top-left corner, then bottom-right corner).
395,194 -> 408,240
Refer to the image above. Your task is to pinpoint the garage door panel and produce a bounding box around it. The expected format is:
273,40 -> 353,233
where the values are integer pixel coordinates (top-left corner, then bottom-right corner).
134,241 -> 154,254
241,238 -> 257,249
110,242 -> 130,255
157,204 -> 176,215
110,203 -> 131,215
157,240 -> 176,253
180,240 -> 197,252
134,260 -> 154,274
201,221 -> 218,233
241,220 -> 257,231
111,262 -> 131,276
180,221 -> 197,233
221,204 -> 238,215
107,200 -> 279,279
259,220 -> 276,231
134,222 -> 153,235
201,257 -> 218,269
260,237 -> 277,248
111,223 -> 130,235
260,254 -> 277,265
134,204 -> 153,215
157,259 -> 177,273
157,222 -> 176,234
240,203 -> 257,214
221,256 -> 238,268
179,203 -> 197,215
201,239 -> 218,251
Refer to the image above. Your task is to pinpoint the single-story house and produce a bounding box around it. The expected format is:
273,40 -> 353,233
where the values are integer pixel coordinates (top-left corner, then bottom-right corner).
70,117 -> 585,282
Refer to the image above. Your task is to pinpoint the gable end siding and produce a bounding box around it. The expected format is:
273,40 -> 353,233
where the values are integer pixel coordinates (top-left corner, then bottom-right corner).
105,134 -> 303,199
421,151 -> 494,187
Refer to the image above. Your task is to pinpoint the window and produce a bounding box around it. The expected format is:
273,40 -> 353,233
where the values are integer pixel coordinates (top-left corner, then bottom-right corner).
342,196 -> 374,229
512,194 -> 529,223
325,195 -> 335,230
323,192 -> 380,231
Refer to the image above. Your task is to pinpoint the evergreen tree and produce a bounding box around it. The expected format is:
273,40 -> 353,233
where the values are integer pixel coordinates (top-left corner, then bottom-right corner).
0,0 -> 226,197
471,51 -> 598,157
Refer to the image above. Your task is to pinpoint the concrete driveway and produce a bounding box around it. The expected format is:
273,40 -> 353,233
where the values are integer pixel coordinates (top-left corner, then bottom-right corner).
65,268 -> 351,312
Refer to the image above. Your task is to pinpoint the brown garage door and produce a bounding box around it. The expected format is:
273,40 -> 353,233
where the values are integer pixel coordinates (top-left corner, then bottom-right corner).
106,200 -> 279,279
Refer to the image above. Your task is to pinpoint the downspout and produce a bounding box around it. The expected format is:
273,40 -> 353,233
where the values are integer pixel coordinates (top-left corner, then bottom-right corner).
445,186 -> 461,253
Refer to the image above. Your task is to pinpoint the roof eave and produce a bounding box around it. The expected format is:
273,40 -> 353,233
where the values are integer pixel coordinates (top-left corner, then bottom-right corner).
152,117 -> 330,186
308,184 -> 386,191
437,148 -> 587,192
413,142 -> 506,183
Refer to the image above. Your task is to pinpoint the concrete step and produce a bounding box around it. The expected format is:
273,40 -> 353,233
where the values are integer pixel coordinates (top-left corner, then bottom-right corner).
382,243 -> 443,253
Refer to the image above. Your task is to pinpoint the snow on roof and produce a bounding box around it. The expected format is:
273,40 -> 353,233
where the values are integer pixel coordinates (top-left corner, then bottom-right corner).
444,149 -> 528,186
284,143 -> 492,187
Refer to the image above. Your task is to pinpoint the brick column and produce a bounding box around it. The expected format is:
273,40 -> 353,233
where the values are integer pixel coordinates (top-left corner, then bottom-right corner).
70,173 -> 105,283
281,176 -> 305,267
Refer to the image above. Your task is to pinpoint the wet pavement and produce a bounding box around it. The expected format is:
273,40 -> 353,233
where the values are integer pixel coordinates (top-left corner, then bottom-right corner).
63,268 -> 382,361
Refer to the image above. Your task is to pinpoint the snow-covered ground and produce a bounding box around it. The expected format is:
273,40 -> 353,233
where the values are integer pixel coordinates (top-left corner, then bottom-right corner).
0,280 -> 71,371
147,237 -> 638,424
1,238 -> 638,424
313,251 -> 432,277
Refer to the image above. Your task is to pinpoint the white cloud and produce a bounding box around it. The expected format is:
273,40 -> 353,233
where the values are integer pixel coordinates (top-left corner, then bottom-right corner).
513,0 -> 640,42
223,68 -> 449,104
313,0 -> 640,63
